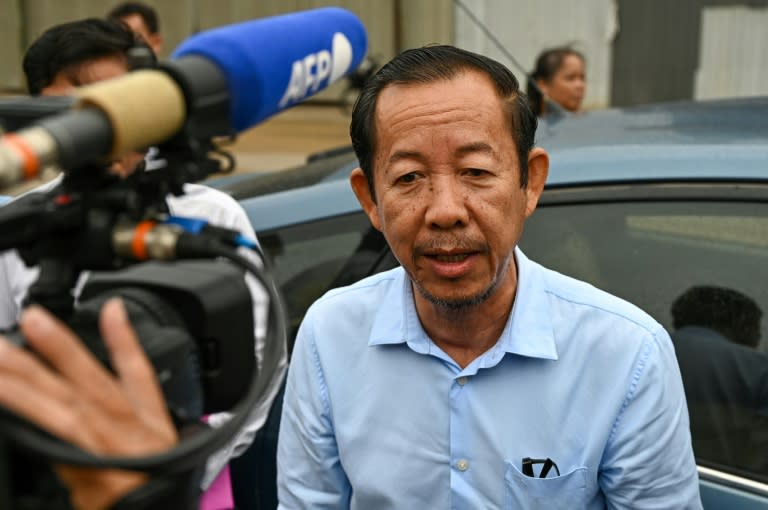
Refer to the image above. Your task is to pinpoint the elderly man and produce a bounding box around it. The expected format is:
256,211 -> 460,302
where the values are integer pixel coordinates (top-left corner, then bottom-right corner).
276,45 -> 702,509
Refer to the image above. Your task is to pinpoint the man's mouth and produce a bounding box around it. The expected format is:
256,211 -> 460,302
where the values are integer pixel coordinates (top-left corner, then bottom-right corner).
429,253 -> 471,262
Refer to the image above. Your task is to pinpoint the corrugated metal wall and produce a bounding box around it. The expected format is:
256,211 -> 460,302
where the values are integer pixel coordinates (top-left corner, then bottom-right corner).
611,0 -> 768,106
0,0 -> 452,94
611,0 -> 703,106
695,4 -> 768,100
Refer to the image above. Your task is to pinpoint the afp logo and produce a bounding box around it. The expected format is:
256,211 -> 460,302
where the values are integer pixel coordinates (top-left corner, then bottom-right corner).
278,32 -> 355,107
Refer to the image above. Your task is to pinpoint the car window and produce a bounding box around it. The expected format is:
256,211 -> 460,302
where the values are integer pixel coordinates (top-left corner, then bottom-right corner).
520,199 -> 768,483
257,212 -> 384,351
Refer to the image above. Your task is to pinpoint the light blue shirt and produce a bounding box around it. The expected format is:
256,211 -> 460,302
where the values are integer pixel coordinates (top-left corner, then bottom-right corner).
277,248 -> 701,509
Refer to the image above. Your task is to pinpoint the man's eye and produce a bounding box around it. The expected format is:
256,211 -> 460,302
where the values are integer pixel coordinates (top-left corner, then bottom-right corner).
396,172 -> 418,184
466,168 -> 488,177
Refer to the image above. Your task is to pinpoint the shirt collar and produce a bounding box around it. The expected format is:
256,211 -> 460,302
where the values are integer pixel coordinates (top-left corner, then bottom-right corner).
503,248 -> 558,360
369,268 -> 431,352
368,248 -> 558,361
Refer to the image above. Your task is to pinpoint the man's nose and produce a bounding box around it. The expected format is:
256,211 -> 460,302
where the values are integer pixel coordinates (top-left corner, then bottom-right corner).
424,176 -> 470,229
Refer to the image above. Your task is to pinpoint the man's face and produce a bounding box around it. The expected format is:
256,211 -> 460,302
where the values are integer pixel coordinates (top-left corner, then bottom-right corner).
351,70 -> 548,309
42,56 -> 144,178
41,55 -> 127,95
119,14 -> 161,55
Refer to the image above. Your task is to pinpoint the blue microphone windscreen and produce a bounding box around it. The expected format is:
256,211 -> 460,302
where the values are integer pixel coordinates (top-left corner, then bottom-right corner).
172,7 -> 368,132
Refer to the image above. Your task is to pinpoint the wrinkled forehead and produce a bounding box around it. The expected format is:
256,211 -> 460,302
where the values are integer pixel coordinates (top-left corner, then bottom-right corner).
373,72 -> 513,143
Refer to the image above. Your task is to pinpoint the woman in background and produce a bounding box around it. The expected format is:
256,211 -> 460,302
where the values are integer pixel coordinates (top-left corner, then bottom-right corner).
527,46 -> 586,117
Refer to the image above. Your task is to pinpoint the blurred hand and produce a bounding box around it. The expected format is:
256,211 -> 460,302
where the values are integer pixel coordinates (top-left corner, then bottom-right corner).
0,299 -> 178,510
110,151 -> 146,178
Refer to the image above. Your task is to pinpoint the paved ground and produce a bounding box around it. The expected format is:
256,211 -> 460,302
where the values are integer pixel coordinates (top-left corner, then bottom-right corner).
224,103 -> 353,174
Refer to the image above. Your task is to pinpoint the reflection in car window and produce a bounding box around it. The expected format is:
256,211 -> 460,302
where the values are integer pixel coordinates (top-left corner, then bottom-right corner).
520,201 -> 768,483
258,213 -> 383,351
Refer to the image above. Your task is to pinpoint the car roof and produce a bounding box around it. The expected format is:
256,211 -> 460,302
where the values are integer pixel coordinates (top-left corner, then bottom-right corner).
239,96 -> 768,231
242,177 -> 360,231
538,96 -> 768,149
539,96 -> 768,187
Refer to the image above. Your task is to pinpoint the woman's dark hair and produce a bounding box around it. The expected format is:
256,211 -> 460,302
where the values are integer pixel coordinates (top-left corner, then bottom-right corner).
527,46 -> 584,116
23,18 -> 151,95
350,45 -> 537,201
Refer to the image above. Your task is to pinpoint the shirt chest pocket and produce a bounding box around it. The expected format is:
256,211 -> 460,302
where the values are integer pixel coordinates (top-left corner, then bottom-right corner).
504,460 -> 590,509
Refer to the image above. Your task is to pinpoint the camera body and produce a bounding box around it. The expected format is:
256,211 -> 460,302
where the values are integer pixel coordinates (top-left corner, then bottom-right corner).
80,260 -> 256,415
0,87 -> 274,508
0,259 -> 257,510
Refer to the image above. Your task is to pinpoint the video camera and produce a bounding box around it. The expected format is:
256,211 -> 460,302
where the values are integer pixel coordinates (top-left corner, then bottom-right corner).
0,42 -> 285,510
0,7 -> 367,508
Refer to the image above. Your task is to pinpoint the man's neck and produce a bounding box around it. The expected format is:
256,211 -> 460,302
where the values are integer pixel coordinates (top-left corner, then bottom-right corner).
413,265 -> 518,369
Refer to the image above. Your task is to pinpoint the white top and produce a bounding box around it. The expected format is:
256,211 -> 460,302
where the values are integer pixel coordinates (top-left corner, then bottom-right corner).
0,173 -> 287,488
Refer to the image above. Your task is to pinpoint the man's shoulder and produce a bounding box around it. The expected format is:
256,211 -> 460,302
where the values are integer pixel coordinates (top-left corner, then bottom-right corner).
296,267 -> 405,361
317,266 -> 403,307
303,267 -> 403,325
530,262 -> 679,391
536,261 -> 663,336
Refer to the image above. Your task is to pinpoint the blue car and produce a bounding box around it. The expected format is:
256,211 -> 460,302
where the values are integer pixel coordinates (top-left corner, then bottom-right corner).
222,96 -> 768,509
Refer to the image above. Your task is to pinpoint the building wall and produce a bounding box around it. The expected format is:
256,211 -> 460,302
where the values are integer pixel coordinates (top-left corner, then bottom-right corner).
0,0 -> 24,91
0,0 -> 451,94
611,0 -> 768,106
695,4 -> 768,100
611,0 -> 696,106
454,0 -> 617,110
457,0 -> 768,108
2,0 -> 766,106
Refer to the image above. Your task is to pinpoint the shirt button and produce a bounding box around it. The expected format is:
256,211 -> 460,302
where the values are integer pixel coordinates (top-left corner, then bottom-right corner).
456,376 -> 468,386
456,459 -> 469,471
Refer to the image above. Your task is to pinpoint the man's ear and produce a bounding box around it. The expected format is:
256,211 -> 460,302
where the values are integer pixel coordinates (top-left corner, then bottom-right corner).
350,167 -> 382,231
524,147 -> 549,218
149,33 -> 162,54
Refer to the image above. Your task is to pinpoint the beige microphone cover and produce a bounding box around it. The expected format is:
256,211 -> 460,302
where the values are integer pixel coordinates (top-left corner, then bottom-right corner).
75,70 -> 186,156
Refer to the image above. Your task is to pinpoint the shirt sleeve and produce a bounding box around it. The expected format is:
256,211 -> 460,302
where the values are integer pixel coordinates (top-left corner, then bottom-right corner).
277,313 -> 351,509
599,326 -> 703,509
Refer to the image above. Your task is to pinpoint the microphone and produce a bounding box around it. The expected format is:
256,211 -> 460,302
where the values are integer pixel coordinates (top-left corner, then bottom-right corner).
0,6 -> 368,188
171,6 -> 367,132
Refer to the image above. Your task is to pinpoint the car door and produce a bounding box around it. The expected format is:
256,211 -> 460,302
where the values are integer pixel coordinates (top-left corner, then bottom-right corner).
256,211 -> 387,353
519,181 -> 768,508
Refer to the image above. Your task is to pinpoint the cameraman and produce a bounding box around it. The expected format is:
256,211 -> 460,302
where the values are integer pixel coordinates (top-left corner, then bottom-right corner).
0,18 -> 287,506
0,300 -> 178,510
